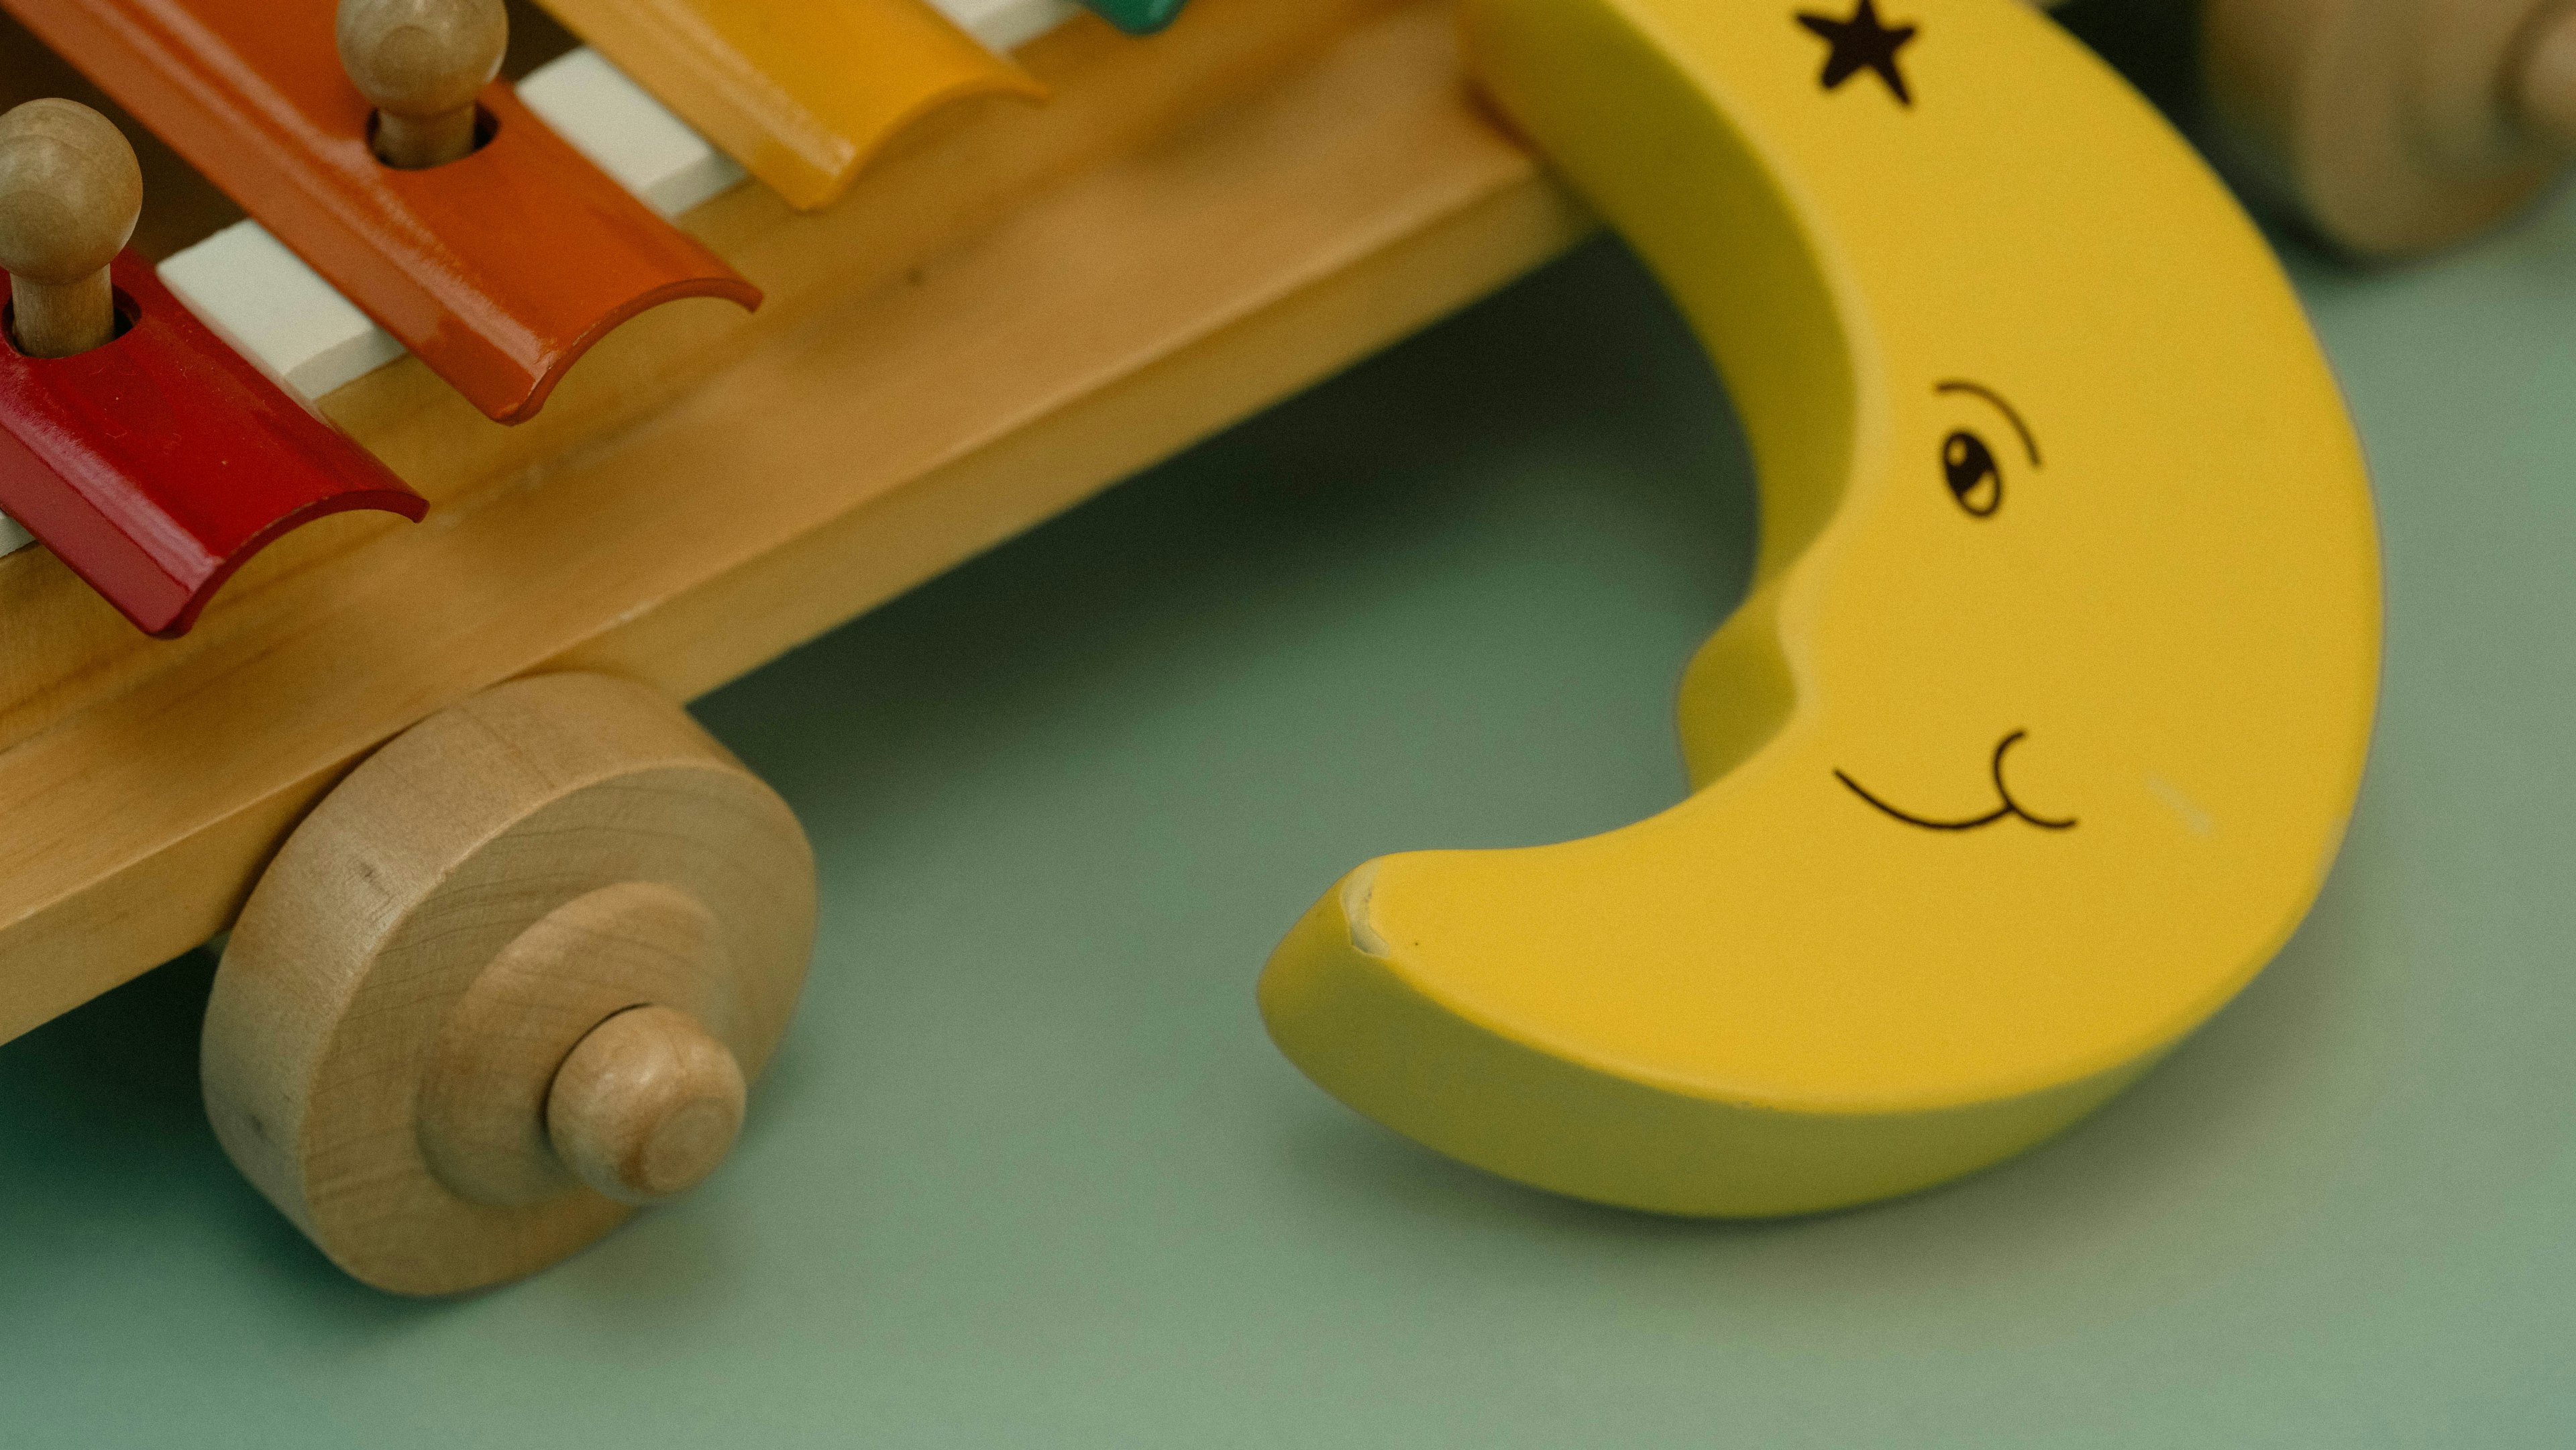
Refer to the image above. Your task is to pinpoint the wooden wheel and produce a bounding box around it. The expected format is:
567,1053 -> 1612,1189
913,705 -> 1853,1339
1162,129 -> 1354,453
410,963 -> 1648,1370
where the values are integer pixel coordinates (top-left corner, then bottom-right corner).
2206,0 -> 2576,256
201,672 -> 816,1295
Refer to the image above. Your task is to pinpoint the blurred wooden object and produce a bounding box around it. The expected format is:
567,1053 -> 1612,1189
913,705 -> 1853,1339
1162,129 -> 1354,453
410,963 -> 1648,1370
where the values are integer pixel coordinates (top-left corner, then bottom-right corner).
2206,0 -> 2576,255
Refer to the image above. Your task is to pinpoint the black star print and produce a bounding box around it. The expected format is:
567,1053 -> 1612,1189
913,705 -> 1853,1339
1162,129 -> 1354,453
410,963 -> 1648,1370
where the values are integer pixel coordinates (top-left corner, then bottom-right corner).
1796,0 -> 1919,107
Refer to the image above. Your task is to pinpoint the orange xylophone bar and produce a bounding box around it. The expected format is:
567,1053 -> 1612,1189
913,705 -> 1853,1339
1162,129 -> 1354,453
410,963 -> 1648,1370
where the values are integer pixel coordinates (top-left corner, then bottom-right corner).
1,0 -> 761,424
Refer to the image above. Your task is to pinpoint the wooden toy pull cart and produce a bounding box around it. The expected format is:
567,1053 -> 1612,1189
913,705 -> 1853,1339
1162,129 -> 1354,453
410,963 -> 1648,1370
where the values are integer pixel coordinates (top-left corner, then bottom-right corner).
0,0 -> 1585,1292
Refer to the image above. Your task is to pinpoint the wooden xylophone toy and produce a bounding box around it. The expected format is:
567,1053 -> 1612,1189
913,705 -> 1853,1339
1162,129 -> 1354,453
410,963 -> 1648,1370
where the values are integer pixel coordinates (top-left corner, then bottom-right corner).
0,0 -> 1582,1292
0,0 -> 2398,1298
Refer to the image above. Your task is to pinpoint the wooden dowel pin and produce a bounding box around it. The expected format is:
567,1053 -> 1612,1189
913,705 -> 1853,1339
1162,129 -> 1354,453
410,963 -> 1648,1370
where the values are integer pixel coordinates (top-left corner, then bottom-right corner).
408,876 -> 762,1212
0,100 -> 140,359
337,0 -> 506,170
546,1004 -> 749,1206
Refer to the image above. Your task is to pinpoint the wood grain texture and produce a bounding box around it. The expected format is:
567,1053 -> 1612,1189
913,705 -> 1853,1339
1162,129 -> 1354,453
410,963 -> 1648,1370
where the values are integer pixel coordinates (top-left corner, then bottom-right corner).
417,878 -> 737,1206
201,672 -> 814,1294
547,1003 -> 749,1206
0,0 -> 1587,1045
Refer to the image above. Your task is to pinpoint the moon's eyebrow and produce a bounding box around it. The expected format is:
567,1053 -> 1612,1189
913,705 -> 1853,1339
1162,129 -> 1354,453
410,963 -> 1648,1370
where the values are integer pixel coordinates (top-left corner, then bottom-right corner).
1934,380 -> 2041,467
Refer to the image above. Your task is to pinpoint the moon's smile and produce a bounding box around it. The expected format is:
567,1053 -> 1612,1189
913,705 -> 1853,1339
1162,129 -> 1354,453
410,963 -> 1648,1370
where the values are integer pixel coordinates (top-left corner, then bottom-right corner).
1835,729 -> 2077,833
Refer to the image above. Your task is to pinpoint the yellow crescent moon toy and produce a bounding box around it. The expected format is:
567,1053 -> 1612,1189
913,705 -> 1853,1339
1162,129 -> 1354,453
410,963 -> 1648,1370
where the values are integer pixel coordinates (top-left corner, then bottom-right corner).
1259,0 -> 2381,1215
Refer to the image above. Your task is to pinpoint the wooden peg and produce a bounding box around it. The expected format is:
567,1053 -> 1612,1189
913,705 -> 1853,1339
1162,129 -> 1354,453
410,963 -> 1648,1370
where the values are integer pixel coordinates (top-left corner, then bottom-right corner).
548,1005 -> 749,1205
2206,0 -> 2576,256
0,100 -> 140,358
336,0 -> 506,169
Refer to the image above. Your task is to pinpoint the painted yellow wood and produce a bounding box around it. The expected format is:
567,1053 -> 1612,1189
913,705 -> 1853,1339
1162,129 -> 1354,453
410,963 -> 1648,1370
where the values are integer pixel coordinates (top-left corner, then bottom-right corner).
1262,0 -> 2381,1215
534,0 -> 1045,210
0,0 -> 1586,1046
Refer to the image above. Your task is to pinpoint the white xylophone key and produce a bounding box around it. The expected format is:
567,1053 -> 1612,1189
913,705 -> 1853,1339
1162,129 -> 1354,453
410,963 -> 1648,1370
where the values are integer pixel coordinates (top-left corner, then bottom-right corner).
160,219 -> 406,405
0,511 -> 30,557
934,0 -> 1084,52
518,48 -> 747,218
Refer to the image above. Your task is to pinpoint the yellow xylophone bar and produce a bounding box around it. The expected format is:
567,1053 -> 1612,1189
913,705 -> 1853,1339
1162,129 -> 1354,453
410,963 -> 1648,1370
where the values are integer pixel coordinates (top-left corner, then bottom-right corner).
537,0 -> 1049,211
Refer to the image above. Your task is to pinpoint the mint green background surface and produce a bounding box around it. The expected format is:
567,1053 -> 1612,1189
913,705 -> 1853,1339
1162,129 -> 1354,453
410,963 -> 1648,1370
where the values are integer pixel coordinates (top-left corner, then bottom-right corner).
7,16 -> 2575,1445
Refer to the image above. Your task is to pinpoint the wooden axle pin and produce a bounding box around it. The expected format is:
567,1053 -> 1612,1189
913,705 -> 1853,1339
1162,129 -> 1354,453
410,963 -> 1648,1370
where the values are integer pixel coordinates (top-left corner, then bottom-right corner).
337,0 -> 507,170
547,1004 -> 749,1206
0,100 -> 140,359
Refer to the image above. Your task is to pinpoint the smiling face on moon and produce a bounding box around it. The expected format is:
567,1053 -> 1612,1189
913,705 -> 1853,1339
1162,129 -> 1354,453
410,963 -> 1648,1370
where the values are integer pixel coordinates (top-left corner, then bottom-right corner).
1258,0 -> 2381,1216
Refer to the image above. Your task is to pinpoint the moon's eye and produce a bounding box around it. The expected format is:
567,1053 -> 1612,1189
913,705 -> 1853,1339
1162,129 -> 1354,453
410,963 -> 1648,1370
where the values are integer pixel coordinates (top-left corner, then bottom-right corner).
1943,429 -> 2002,517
